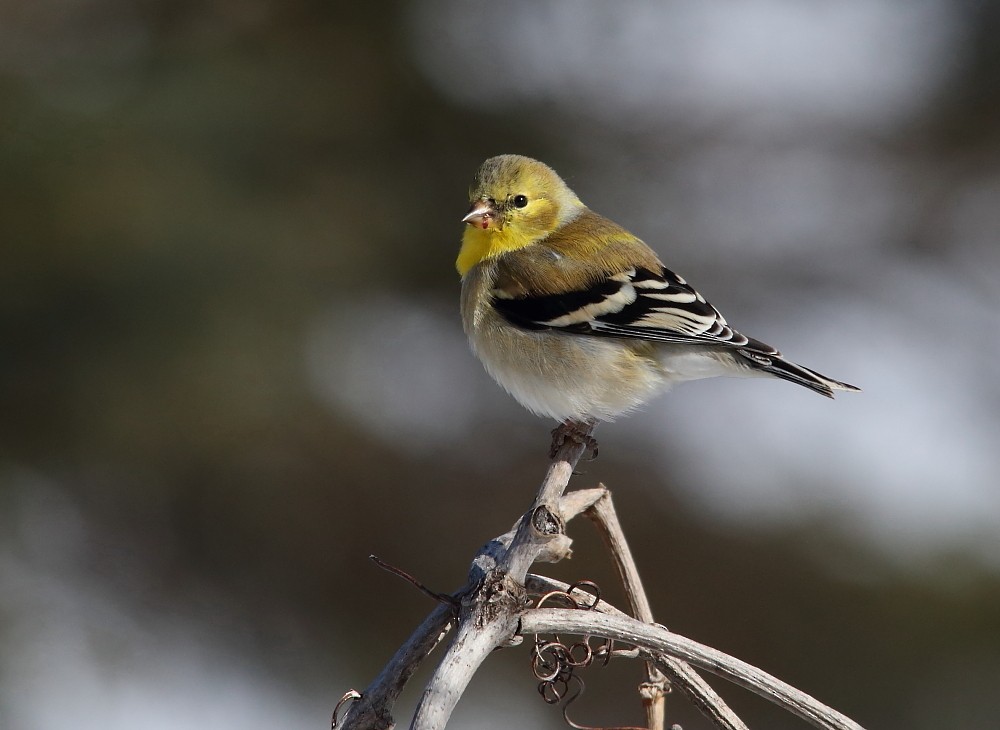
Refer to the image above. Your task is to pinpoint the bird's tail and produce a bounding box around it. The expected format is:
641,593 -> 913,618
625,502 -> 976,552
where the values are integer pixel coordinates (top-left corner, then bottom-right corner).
737,341 -> 861,399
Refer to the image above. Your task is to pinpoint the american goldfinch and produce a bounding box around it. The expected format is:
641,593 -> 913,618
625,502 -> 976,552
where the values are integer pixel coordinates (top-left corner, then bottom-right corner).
457,154 -> 859,438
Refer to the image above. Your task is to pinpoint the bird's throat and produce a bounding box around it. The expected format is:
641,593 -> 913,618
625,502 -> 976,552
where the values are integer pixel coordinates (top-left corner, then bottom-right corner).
456,225 -> 534,276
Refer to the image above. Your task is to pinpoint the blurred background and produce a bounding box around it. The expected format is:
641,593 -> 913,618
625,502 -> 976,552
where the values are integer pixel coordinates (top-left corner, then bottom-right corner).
2,1 -> 999,729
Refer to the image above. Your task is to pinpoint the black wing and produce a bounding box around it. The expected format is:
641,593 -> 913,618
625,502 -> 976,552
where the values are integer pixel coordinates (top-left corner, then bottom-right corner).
492,266 -> 750,348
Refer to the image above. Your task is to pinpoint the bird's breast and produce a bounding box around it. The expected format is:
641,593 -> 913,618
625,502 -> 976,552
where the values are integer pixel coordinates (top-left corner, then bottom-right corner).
460,264 -> 668,421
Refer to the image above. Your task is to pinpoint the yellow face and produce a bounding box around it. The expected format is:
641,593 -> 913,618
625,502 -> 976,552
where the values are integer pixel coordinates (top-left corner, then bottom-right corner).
456,155 -> 583,276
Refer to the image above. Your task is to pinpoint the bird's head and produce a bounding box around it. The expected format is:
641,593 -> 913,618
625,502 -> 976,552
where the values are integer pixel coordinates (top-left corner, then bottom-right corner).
456,155 -> 584,275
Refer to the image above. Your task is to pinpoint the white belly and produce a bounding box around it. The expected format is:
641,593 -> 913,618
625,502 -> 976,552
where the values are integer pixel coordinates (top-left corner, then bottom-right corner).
461,266 -> 747,422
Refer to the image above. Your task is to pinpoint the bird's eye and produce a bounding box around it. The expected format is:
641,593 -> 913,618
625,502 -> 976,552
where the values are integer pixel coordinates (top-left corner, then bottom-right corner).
512,194 -> 528,209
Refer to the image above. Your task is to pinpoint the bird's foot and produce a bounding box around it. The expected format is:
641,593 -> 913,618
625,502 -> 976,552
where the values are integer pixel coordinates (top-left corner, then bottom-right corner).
549,419 -> 599,460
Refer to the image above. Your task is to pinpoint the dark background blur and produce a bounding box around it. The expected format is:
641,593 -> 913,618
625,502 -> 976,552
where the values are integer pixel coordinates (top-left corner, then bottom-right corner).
3,2 -> 1000,729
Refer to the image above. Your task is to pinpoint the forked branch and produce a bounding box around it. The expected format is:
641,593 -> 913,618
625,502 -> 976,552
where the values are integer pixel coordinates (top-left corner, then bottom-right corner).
520,609 -> 865,730
336,425 -> 867,730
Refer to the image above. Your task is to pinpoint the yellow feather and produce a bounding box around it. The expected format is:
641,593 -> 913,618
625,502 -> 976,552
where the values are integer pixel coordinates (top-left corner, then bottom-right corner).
456,219 -> 541,275
455,155 -> 583,276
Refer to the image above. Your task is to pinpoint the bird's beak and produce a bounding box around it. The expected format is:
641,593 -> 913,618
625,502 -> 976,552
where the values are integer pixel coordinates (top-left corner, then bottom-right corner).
462,199 -> 497,230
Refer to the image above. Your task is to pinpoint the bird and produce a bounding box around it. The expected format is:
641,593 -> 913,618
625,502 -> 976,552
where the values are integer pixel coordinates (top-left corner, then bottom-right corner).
457,154 -> 859,453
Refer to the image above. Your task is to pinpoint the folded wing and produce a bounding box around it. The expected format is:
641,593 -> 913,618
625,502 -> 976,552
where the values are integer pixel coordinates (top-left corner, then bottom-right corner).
492,265 -> 750,348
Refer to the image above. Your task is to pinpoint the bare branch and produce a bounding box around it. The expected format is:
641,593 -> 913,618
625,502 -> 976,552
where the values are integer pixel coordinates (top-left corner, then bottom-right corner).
341,479 -> 607,730
585,489 -> 669,730
520,609 -> 866,730
409,426 -> 595,730
411,571 -> 523,730
585,490 -> 655,623
340,422 -> 866,730
340,603 -> 454,730
524,575 -> 749,730
557,487 -> 608,522
369,555 -> 457,607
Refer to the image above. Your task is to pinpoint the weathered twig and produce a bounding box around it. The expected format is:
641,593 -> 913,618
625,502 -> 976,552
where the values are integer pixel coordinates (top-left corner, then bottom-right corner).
524,576 -> 748,730
339,423 -> 867,730
528,491 -> 750,730
369,555 -> 457,608
336,602 -> 454,730
520,609 -> 865,730
585,488 -> 669,730
410,425 -> 596,730
339,427 -> 595,730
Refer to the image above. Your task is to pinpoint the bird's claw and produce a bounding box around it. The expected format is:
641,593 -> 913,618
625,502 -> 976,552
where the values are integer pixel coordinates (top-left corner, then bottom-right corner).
549,420 -> 599,460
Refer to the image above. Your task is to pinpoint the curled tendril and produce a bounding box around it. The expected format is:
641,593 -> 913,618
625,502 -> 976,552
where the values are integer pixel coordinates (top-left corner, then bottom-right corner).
539,676 -> 571,704
566,641 -> 593,667
330,689 -> 361,730
527,580 -> 642,730
532,641 -> 570,682
566,580 -> 602,610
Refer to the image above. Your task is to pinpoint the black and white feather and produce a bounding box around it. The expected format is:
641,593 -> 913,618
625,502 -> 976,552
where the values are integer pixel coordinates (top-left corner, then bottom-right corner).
492,266 -> 859,398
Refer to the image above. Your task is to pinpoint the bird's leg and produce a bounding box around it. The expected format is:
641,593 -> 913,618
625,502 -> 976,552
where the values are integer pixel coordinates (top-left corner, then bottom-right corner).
549,418 -> 599,460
